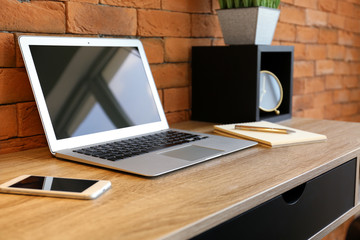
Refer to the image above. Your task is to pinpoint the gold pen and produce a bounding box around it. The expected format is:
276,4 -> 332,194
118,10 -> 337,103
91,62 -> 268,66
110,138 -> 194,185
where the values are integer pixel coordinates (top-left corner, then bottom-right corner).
234,125 -> 296,134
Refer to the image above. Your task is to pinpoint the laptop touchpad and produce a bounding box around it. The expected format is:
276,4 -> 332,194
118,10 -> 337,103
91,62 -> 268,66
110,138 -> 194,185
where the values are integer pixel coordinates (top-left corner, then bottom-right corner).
160,145 -> 223,161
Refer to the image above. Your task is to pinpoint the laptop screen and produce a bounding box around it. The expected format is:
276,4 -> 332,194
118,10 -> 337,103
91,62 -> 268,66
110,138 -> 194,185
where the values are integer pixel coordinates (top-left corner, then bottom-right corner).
29,45 -> 161,140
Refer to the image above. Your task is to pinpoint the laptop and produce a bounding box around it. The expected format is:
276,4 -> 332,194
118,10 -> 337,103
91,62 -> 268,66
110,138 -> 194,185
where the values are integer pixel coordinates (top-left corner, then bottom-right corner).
19,36 -> 257,177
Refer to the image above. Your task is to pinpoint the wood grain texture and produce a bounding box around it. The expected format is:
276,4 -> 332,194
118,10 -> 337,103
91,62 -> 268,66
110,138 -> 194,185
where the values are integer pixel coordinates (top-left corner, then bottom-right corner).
0,118 -> 359,240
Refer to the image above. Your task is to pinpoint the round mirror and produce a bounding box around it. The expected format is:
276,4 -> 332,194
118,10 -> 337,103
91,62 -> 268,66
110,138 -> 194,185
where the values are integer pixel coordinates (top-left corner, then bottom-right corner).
259,70 -> 283,115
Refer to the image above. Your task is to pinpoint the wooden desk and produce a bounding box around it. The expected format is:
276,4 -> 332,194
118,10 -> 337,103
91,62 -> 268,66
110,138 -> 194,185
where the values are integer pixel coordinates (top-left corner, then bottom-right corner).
0,118 -> 359,240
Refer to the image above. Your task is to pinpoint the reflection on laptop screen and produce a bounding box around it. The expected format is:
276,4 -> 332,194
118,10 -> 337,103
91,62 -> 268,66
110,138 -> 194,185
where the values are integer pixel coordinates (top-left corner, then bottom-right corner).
30,46 -> 161,140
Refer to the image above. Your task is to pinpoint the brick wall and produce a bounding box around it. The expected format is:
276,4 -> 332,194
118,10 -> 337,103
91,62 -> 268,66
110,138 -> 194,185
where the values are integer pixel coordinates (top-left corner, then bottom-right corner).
0,0 -> 359,156
275,0 -> 360,121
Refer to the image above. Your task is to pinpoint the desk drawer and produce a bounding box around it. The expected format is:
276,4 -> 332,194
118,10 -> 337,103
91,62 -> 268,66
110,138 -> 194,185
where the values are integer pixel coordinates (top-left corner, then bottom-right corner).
193,158 -> 356,240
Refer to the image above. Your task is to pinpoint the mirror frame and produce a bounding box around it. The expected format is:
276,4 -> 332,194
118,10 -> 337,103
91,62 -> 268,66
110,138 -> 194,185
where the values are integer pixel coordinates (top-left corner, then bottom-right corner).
259,70 -> 283,115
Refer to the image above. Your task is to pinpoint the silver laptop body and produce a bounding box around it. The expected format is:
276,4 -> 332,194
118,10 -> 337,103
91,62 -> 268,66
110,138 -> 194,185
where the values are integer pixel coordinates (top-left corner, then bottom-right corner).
19,36 -> 257,177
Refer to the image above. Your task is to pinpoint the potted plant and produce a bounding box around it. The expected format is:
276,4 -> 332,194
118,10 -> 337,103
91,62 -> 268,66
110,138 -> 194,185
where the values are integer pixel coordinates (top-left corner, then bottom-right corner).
217,0 -> 281,45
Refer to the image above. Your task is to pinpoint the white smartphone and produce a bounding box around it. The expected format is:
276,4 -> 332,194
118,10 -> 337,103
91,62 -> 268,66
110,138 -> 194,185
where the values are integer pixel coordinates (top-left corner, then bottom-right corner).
0,175 -> 111,200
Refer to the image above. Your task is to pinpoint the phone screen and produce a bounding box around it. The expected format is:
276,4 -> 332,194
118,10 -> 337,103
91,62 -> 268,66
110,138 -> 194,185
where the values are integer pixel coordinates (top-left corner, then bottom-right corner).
9,176 -> 97,193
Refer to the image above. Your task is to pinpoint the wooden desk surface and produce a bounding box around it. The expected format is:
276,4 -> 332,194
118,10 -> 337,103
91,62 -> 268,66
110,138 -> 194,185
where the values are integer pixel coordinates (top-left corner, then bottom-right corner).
1,118 -> 360,240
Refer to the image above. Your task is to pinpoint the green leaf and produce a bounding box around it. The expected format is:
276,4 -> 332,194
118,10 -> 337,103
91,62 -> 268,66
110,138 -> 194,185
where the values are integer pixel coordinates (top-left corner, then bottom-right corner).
226,0 -> 234,8
242,0 -> 251,7
252,0 -> 260,7
222,0 -> 280,8
218,0 -> 226,9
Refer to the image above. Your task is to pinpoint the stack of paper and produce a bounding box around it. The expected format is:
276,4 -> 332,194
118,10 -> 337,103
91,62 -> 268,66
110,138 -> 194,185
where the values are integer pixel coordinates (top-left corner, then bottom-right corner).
214,121 -> 327,147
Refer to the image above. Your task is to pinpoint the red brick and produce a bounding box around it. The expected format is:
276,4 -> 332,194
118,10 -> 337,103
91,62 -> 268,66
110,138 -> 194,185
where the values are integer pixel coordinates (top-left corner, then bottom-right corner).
292,110 -> 305,118
67,2 -> 137,35
163,87 -> 190,112
325,75 -> 343,90
212,0 -> 220,12
293,0 -> 317,9
0,0 -> 65,33
356,5 -> 360,19
151,63 -> 189,88
337,1 -> 356,18
346,73 -> 360,88
192,38 -> 212,47
287,42 -> 306,60
0,68 -> 34,104
0,105 -> 17,140
165,38 -> 190,62
305,9 -> 327,27
212,38 -> 225,46
192,14 -> 222,38
342,103 -> 359,116
279,5 -> 306,25
0,33 -> 15,67
345,48 -> 360,61
316,60 -> 335,75
333,89 -> 351,103
272,41 -> 281,45
293,78 -> 305,95
344,18 -> 360,34
324,103 -> 342,119
334,61 -> 351,75
353,36 -> 360,48
318,0 -> 337,13
281,0 -> 294,4
292,94 -> 314,111
273,22 -> 296,42
64,0 -> 99,3
350,115 -> 360,122
0,135 -> 47,155
293,61 -> 314,78
313,92 -> 333,108
304,77 -> 325,93
141,38 -> 164,64
296,26 -> 319,43
328,13 -> 346,29
138,9 -> 191,37
348,0 -> 360,4
17,102 -> 44,137
166,111 -> 190,124
14,33 -> 25,68
340,115 -> 360,123
303,108 -> 324,119
350,63 -> 360,75
327,45 -> 346,60
305,44 -> 327,60
318,29 -> 338,44
164,38 -> 211,63
350,89 -> 360,101
162,0 -> 212,13
100,0 -> 160,8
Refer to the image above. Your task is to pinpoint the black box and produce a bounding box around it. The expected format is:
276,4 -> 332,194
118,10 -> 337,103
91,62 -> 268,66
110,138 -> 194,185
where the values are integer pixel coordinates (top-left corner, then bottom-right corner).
191,45 -> 294,123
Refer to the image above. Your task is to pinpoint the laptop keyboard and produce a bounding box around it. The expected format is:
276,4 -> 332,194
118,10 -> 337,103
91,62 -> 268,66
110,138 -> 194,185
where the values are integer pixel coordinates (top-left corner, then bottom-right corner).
73,130 -> 208,161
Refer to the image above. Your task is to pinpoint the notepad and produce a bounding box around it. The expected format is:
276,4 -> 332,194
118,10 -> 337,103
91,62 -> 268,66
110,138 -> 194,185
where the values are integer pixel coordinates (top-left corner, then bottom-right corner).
214,121 -> 327,147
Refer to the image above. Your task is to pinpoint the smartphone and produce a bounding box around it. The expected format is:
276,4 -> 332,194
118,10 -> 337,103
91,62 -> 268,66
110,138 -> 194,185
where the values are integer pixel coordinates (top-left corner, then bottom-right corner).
0,175 -> 111,200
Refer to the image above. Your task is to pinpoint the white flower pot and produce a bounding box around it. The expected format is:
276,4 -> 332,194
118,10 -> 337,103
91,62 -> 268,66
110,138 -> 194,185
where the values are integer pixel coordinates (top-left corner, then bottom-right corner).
217,7 -> 280,45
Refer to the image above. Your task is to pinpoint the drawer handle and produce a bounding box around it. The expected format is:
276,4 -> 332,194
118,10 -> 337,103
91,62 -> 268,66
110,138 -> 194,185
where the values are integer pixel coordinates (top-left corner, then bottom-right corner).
282,183 -> 306,205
